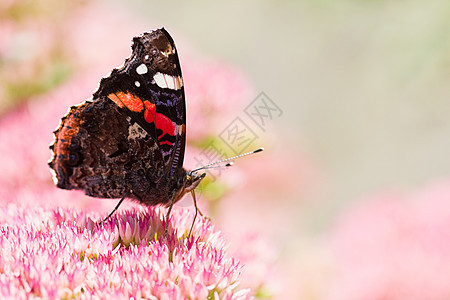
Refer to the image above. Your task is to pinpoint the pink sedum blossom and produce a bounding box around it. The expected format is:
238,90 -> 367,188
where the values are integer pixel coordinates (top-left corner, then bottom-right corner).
0,204 -> 252,299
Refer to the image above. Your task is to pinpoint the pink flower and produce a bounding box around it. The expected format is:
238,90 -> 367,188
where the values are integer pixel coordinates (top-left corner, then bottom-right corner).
0,204 -> 252,299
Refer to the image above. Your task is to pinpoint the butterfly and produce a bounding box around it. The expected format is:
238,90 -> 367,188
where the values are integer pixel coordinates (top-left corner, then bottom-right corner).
49,28 -> 206,237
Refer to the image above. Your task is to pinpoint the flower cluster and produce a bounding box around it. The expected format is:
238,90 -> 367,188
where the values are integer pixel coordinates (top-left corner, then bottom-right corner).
0,204 -> 251,299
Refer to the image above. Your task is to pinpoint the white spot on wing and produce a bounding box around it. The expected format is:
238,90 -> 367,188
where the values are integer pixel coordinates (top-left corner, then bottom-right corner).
136,64 -> 148,75
153,72 -> 183,90
135,81 -> 140,87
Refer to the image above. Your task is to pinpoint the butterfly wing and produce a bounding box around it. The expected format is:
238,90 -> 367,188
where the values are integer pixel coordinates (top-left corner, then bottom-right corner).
49,29 -> 187,203
94,28 -> 186,176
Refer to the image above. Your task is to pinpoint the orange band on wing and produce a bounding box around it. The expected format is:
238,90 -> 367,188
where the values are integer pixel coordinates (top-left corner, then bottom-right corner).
108,92 -> 144,112
109,96 -> 176,140
108,93 -> 124,108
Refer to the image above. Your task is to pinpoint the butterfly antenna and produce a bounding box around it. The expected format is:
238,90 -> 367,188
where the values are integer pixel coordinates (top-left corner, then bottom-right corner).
191,147 -> 264,172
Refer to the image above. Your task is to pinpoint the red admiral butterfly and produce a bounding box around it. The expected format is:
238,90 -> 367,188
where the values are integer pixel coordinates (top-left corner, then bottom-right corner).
49,28 -> 262,237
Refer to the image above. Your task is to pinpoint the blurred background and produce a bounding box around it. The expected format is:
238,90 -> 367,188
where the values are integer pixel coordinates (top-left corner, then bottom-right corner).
1,0 -> 449,298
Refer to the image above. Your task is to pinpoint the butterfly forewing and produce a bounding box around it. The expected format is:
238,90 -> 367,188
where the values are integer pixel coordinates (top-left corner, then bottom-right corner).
93,28 -> 186,176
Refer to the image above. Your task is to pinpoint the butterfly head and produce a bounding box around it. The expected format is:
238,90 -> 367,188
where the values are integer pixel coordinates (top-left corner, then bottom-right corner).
172,170 -> 206,203
184,171 -> 206,193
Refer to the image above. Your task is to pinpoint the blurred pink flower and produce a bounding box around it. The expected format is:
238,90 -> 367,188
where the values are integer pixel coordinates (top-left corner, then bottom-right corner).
0,0 -> 89,112
0,204 -> 253,299
327,179 -> 450,299
182,57 -> 254,140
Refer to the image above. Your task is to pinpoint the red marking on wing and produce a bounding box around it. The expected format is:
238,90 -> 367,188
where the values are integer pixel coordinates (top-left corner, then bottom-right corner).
155,113 -> 176,138
108,92 -> 143,112
144,100 -> 156,123
144,100 -> 176,139
110,96 -> 175,141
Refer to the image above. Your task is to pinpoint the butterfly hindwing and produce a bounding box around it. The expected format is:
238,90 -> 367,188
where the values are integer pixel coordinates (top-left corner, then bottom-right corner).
49,28 -> 190,205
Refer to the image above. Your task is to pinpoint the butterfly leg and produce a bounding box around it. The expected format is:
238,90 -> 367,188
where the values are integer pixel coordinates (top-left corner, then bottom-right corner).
100,190 -> 131,224
164,194 -> 176,239
188,190 -> 200,238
